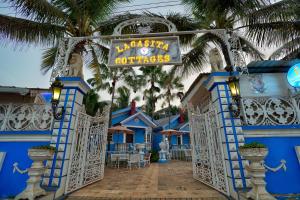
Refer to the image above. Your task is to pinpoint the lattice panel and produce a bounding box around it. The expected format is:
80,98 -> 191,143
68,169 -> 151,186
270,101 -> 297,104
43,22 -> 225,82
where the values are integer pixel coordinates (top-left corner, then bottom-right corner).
241,96 -> 299,126
188,106 -> 228,194
65,106 -> 109,193
0,103 -> 53,131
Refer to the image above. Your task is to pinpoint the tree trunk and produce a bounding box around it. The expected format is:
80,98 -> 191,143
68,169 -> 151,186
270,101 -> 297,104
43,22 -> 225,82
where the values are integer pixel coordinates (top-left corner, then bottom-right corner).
109,79 -> 116,127
168,97 -> 171,129
107,79 -> 116,152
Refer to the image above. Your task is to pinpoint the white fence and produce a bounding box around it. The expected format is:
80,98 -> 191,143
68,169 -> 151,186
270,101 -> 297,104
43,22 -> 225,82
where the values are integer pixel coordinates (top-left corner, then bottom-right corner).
241,95 -> 300,126
0,103 -> 53,131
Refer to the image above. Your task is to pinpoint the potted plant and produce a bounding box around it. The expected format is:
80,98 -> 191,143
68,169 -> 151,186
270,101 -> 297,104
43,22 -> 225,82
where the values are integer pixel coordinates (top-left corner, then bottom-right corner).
239,142 -> 275,200
15,145 -> 56,200
239,142 -> 268,162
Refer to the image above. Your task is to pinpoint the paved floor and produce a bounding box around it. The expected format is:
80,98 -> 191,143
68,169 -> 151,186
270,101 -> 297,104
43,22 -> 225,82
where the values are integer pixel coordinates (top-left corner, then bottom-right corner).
67,161 -> 227,200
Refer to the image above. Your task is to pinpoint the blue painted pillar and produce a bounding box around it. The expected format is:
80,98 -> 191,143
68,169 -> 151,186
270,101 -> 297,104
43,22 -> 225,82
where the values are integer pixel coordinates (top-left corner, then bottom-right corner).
42,77 -> 90,197
205,72 -> 250,198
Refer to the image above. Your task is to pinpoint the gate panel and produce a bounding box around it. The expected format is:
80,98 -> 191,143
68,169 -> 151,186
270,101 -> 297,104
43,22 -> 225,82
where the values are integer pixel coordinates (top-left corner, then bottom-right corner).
189,106 -> 229,195
66,106 -> 109,193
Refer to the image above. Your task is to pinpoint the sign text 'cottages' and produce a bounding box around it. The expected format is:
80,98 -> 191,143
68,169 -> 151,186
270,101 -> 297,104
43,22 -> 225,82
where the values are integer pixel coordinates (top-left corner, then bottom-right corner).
108,36 -> 182,67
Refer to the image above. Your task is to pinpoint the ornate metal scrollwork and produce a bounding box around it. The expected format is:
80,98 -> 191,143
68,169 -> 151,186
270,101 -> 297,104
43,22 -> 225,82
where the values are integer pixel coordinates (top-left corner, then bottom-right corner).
0,104 -> 53,131
113,17 -> 177,35
242,97 -> 298,126
50,38 -> 87,82
65,105 -> 110,193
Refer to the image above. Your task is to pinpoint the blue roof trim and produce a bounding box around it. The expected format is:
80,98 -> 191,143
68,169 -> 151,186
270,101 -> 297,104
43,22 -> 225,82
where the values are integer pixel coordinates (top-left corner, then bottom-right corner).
243,124 -> 300,130
162,115 -> 180,129
58,76 -> 91,91
247,59 -> 300,73
112,107 -> 131,115
203,72 -> 239,87
0,130 -> 52,135
112,106 -> 143,116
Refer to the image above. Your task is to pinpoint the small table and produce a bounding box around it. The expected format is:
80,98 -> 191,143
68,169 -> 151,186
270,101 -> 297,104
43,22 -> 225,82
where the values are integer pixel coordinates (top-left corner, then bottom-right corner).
110,153 -> 129,168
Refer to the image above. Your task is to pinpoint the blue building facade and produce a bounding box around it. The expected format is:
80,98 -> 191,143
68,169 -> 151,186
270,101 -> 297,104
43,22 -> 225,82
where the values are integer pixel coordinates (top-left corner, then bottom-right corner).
153,115 -> 190,151
110,106 -> 156,151
182,60 -> 300,198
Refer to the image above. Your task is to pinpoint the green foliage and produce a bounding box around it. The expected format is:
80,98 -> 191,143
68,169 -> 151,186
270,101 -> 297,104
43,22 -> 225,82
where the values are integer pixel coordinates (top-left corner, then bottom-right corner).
31,145 -> 57,152
116,86 -> 130,109
1,0 -> 129,81
150,150 -> 159,162
239,142 -> 266,149
83,89 -> 108,116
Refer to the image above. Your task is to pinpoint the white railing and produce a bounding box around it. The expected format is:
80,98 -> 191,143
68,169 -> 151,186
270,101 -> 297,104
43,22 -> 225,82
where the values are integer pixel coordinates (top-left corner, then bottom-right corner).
241,96 -> 300,126
0,103 -> 53,131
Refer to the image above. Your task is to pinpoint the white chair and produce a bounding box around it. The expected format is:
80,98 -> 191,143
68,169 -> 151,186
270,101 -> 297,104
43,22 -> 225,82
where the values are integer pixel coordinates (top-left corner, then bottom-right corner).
184,149 -> 192,161
110,154 -> 119,168
143,153 -> 152,167
127,154 -> 140,170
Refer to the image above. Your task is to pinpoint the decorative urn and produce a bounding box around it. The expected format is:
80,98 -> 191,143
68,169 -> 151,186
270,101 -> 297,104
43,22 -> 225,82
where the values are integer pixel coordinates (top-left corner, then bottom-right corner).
15,147 -> 55,200
239,143 -> 275,200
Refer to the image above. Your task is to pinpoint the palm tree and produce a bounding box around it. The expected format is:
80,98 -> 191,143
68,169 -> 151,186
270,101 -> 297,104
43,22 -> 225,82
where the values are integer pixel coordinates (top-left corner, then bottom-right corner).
140,66 -> 164,119
159,71 -> 184,128
137,10 -> 264,76
244,0 -> 300,60
83,89 -> 108,116
115,86 -> 140,110
87,64 -> 137,126
0,0 -> 129,84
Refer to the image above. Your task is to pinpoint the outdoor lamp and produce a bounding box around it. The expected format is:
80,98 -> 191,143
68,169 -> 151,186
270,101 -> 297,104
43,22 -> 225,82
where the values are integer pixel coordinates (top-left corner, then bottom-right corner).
227,76 -> 241,118
50,78 -> 65,120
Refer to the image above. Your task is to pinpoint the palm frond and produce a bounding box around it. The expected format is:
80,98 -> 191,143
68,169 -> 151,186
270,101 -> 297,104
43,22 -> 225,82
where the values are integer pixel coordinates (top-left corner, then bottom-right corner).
91,42 -> 109,63
41,45 -> 58,74
3,0 -> 66,23
238,35 -> 264,60
0,14 -> 65,45
86,46 -> 106,87
282,48 -> 300,60
93,13 -> 140,35
143,12 -> 198,47
245,21 -> 300,47
182,0 -> 267,18
178,41 -> 209,76
245,0 -> 298,25
83,0 -> 130,22
269,37 -> 300,59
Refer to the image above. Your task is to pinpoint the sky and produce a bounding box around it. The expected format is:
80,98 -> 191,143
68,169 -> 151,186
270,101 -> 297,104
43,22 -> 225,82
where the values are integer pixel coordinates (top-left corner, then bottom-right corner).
0,0 -> 196,109
0,0 -> 277,109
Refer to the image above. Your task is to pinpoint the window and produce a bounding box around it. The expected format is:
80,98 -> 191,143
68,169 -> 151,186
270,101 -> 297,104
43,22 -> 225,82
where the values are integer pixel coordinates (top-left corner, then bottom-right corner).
126,134 -> 133,143
177,135 -> 182,145
107,133 -> 113,142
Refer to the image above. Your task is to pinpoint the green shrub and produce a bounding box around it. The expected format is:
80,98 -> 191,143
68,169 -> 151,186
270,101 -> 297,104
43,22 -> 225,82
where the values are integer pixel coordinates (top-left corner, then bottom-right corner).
31,145 -> 57,153
239,142 -> 266,149
150,150 -> 159,162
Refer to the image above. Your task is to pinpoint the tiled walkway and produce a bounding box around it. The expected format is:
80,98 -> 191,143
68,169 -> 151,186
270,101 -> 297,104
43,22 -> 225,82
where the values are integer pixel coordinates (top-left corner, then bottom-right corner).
67,161 -> 227,200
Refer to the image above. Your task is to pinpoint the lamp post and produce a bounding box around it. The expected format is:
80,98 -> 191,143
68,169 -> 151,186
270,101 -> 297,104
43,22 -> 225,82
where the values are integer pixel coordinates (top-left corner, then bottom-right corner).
50,78 -> 65,120
227,76 -> 241,118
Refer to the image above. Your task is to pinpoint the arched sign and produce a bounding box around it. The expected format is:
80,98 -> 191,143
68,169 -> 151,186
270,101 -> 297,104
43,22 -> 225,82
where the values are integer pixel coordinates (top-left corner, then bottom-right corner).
108,36 -> 181,67
287,62 -> 300,87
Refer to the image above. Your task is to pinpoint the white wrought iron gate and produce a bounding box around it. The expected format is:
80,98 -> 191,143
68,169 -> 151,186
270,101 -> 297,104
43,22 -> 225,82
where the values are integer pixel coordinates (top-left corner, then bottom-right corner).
65,106 -> 109,193
189,106 -> 229,195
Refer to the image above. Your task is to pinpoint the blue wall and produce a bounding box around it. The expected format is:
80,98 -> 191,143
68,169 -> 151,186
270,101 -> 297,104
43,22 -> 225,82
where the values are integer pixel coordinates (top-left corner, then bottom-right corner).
0,141 -> 50,198
245,137 -> 300,194
131,128 -> 145,143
